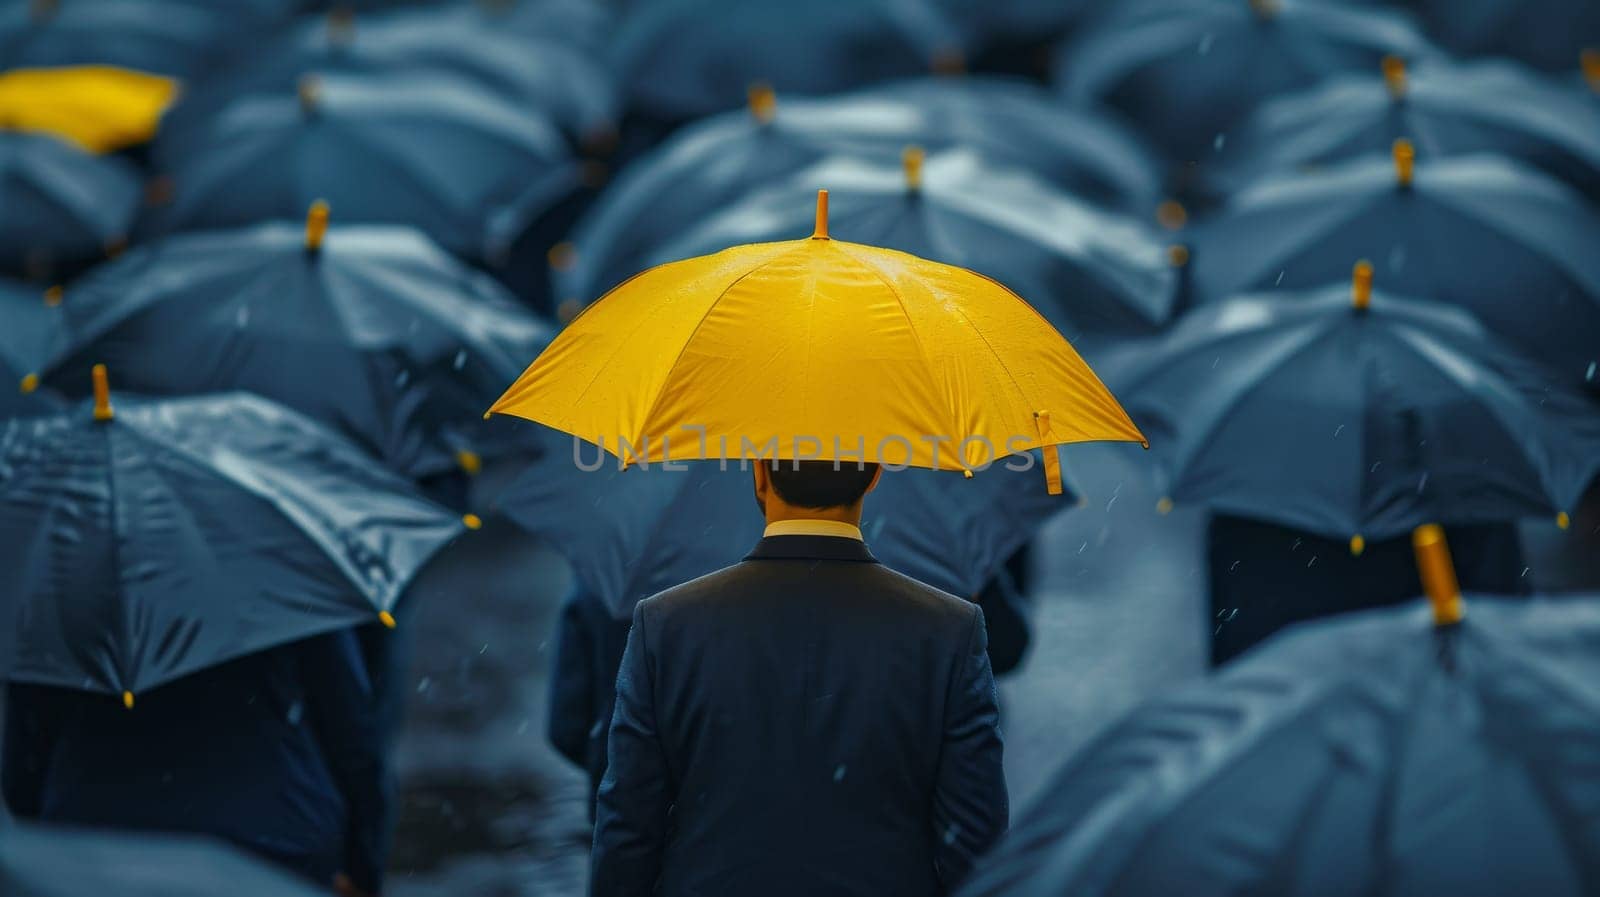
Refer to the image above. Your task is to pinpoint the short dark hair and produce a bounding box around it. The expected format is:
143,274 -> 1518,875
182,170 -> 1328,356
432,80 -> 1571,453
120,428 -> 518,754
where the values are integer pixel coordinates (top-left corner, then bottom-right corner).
766,460 -> 880,509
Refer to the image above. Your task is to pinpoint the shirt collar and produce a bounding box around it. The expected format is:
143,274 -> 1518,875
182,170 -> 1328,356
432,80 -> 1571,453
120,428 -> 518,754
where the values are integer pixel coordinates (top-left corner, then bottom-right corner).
762,519 -> 864,541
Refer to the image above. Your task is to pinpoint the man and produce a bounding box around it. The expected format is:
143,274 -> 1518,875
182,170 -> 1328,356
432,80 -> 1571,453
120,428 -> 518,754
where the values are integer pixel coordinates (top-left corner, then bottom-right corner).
3,629 -> 391,897
592,460 -> 1008,897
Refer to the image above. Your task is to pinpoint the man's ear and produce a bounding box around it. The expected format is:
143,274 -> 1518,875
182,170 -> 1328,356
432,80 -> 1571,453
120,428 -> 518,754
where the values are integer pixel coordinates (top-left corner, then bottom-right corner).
753,461 -> 770,498
864,465 -> 883,495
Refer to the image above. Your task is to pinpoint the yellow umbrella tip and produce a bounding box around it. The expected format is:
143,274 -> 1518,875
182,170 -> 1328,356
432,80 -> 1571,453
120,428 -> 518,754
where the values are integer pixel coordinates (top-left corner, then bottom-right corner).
1156,497 -> 1174,515
1392,139 -> 1415,187
1381,55 -> 1407,98
1583,49 -> 1600,92
902,145 -> 925,192
1349,534 -> 1366,556
1167,244 -> 1189,267
456,449 -> 483,476
43,285 -> 63,307
547,241 -> 578,271
812,189 -> 830,240
91,363 -> 113,422
1557,511 -> 1571,529
1248,0 -> 1280,18
1412,524 -> 1463,626
122,690 -> 134,710
378,610 -> 397,629
19,373 -> 39,394
747,82 -> 777,123
463,513 -> 483,530
556,298 -> 584,323
1352,259 -> 1374,310
962,468 -> 974,479
1156,200 -> 1187,231
305,200 -> 330,251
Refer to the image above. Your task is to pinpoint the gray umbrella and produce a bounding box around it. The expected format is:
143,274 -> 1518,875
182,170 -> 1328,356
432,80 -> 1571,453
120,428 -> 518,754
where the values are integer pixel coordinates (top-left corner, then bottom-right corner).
0,824 -> 323,897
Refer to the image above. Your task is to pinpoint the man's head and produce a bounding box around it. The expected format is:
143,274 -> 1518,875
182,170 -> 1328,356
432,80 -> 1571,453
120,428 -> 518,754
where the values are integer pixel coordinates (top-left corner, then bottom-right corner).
753,460 -> 882,524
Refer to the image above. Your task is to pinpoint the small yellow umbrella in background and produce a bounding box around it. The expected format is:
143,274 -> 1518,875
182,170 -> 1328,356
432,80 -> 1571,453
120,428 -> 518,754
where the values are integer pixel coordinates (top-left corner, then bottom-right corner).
489,190 -> 1146,493
0,66 -> 176,153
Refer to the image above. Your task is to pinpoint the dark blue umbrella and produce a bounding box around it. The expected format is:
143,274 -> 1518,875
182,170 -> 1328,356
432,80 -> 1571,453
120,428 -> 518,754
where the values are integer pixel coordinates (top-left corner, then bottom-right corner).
959,557 -> 1600,897
0,131 -> 138,280
1190,147 -> 1600,387
0,824 -> 323,897
0,0 -> 272,77
1207,57 -> 1600,199
142,71 -> 580,267
611,0 -> 967,125
37,214 -> 552,480
498,453 -> 1075,619
1,279 -> 63,419
1056,0 -> 1437,162
1107,276 -> 1600,544
649,150 -> 1178,340
160,4 -> 617,150
1413,0 -> 1600,73
553,77 -> 1162,312
0,385 -> 466,704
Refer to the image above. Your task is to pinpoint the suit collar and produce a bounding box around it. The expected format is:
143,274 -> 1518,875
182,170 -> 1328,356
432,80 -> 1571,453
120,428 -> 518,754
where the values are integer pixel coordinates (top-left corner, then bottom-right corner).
745,535 -> 879,564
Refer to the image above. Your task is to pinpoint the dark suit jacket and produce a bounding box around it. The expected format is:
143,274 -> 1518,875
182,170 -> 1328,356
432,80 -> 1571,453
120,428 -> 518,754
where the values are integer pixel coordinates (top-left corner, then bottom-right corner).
549,584 -> 636,819
2,630 -> 390,893
1208,514 -> 1530,666
591,534 -> 1008,897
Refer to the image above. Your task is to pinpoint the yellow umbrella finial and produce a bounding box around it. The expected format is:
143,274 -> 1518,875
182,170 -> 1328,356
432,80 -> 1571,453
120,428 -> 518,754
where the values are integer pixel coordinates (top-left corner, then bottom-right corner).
812,189 -> 830,240
44,285 -> 63,307
298,74 -> 321,114
19,373 -> 39,394
1583,49 -> 1600,93
305,200 -> 330,251
547,242 -> 577,272
1412,524 -> 1463,626
1349,534 -> 1366,556
747,82 -> 777,124
1382,55 -> 1407,99
1156,199 -> 1187,231
463,513 -> 483,530
122,690 -> 134,710
1249,0 -> 1280,19
1393,139 -> 1415,188
902,145 -> 925,192
1352,259 -> 1374,310
1167,244 -> 1189,267
92,363 -> 114,422
1155,496 -> 1174,515
456,449 -> 483,476
378,610 -> 397,629
1557,510 -> 1571,529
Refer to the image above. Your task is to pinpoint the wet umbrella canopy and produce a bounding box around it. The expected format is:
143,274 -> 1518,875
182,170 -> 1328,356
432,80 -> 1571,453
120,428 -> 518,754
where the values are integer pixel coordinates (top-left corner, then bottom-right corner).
160,5 -> 617,150
0,385 -> 466,702
0,130 -> 139,279
1191,145 -> 1600,387
1110,271 -> 1600,543
1207,57 -> 1600,199
1412,0 -> 1600,73
0,279 -> 61,419
0,0 -> 251,77
649,149 -> 1177,340
499,454 -> 1074,619
959,533 -> 1600,897
142,71 -> 580,266
611,0 -> 967,124
37,212 -> 553,480
1056,0 -> 1438,161
553,77 -> 1161,312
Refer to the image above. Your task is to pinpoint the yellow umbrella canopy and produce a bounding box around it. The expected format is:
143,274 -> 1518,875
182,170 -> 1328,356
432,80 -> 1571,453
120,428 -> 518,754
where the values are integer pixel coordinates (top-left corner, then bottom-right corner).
490,190 -> 1145,493
0,65 -> 176,153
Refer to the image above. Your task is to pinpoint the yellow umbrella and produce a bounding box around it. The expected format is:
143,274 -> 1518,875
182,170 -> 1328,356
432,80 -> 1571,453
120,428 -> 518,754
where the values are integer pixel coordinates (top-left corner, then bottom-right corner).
489,190 -> 1145,493
0,66 -> 176,153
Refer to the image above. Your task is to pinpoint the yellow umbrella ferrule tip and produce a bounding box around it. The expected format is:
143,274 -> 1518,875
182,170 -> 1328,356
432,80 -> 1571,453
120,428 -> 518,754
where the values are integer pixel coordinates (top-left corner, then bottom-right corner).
1156,497 -> 1174,515
378,610 -> 397,629
1156,200 -> 1187,231
19,373 -> 39,394
1381,55 -> 1406,98
1557,511 -> 1571,529
1248,0 -> 1280,18
1582,49 -> 1600,92
91,363 -> 114,422
1412,524 -> 1463,626
456,449 -> 483,476
902,146 -> 925,192
1349,534 -> 1366,556
463,513 -> 483,530
747,83 -> 777,123
812,189 -> 830,239
122,691 -> 134,710
305,200 -> 330,251
44,285 -> 63,307
1352,260 -> 1374,310
1167,244 -> 1189,267
1393,139 -> 1415,187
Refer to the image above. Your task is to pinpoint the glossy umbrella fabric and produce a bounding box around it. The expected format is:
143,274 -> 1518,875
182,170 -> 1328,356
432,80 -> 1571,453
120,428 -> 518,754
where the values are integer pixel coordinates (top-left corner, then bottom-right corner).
38,221 -> 553,479
1413,0 -> 1600,73
1056,0 -> 1437,161
1109,287 -> 1600,541
0,824 -> 323,897
492,193 -> 1147,483
0,66 -> 175,153
1207,58 -> 1600,199
1190,151 -> 1600,387
0,131 -> 138,278
649,150 -> 1177,339
957,596 -> 1600,897
554,77 -> 1161,309
500,455 -> 1074,618
143,72 -> 579,266
611,0 -> 967,124
160,5 -> 616,149
0,392 -> 464,701
0,0 -> 257,77
0,280 -> 61,419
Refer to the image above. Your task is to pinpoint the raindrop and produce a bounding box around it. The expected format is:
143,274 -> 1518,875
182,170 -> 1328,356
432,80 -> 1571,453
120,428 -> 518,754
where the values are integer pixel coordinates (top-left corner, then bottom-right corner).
1520,567 -> 1530,579
1416,473 -> 1428,494
479,644 -> 488,655
1212,133 -> 1226,152
235,305 -> 250,329
395,369 -> 411,388
416,676 -> 432,694
1291,538 -> 1303,551
1586,362 -> 1595,382
833,765 -> 847,783
286,701 -> 304,725
943,824 -> 962,845
454,349 -> 468,371
1077,541 -> 1088,555
1332,424 -> 1344,438
1307,555 -> 1317,568
1211,356 -> 1220,369
1370,462 -> 1382,473
1197,32 -> 1215,55
1229,560 -> 1240,572
1274,271 -> 1285,286
517,719 -> 531,735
